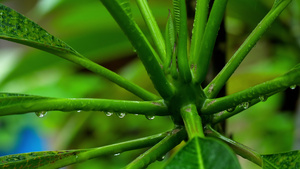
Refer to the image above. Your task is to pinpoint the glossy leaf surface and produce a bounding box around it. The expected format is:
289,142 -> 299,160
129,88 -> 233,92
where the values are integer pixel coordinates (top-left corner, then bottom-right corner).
0,4 -> 83,59
0,150 -> 86,169
165,137 -> 241,169
262,150 -> 300,169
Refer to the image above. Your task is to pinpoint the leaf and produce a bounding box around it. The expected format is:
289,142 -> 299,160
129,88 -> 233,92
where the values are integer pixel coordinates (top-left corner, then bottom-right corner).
262,150 -> 300,169
165,137 -> 241,169
0,4 -> 83,59
0,150 -> 86,169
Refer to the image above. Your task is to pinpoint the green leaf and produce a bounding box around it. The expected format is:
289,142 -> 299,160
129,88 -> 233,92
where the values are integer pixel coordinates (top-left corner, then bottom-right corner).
262,150 -> 300,169
165,137 -> 241,169
116,0 -> 132,19
0,4 -> 83,59
0,150 -> 86,169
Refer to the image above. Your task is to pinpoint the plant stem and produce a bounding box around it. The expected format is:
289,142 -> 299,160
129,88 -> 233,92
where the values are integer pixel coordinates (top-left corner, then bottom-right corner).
100,0 -> 174,100
204,0 -> 292,98
136,0 -> 166,61
192,0 -> 228,84
74,57 -> 159,101
205,125 -> 263,167
164,11 -> 175,74
201,64 -> 300,114
0,97 -> 169,116
126,127 -> 187,169
180,104 -> 204,138
40,131 -> 170,169
189,0 -> 209,65
176,0 -> 192,83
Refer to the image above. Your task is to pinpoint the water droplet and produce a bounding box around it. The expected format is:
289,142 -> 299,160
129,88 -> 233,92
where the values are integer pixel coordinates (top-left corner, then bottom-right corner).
290,85 -> 297,90
134,114 -> 139,116
35,111 -> 47,118
114,153 -> 120,156
105,112 -> 113,117
259,96 -> 267,102
117,112 -> 126,118
77,110 -> 82,113
227,107 -> 235,112
157,155 -> 165,161
145,115 -> 155,120
241,102 -> 249,109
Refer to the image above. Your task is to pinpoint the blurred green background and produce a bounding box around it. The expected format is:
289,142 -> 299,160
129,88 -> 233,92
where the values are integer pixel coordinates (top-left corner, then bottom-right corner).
0,0 -> 299,168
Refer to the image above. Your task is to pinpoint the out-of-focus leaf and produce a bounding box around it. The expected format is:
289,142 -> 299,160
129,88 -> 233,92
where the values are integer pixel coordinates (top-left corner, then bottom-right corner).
0,150 -> 86,169
262,150 -> 300,168
165,137 -> 241,169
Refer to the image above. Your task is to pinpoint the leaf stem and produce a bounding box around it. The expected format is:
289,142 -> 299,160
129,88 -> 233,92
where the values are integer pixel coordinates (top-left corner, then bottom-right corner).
201,64 -> 300,114
136,0 -> 166,61
192,0 -> 228,84
126,127 -> 187,169
100,0 -> 174,99
205,125 -> 262,167
204,0 -> 292,98
40,131 -> 169,169
0,96 -> 169,116
180,104 -> 204,138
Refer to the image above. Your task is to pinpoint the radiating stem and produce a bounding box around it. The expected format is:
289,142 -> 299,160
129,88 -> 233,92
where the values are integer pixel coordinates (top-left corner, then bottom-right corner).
126,128 -> 187,169
0,97 -> 169,116
40,131 -> 170,169
205,125 -> 262,167
136,0 -> 166,61
201,64 -> 300,114
181,104 -> 204,138
204,0 -> 292,98
192,0 -> 228,84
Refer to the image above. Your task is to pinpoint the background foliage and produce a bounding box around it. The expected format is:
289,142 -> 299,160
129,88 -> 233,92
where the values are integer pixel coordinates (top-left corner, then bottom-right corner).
0,0 -> 299,168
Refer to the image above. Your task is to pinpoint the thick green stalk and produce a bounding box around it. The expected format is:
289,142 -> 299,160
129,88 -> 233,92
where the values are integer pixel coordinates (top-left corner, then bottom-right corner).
136,0 -> 166,61
0,97 -> 169,116
100,0 -> 174,99
189,0 -> 210,64
180,104 -> 204,138
175,0 -> 192,83
126,128 -> 187,169
192,0 -> 228,84
204,0 -> 292,98
39,131 -> 169,169
201,64 -> 300,114
205,125 -> 262,166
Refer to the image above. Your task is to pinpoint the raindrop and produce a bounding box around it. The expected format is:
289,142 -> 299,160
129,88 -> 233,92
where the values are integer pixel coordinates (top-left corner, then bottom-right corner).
290,85 -> 297,90
117,112 -> 126,118
259,96 -> 267,102
145,115 -> 155,120
105,112 -> 113,117
77,110 -> 82,113
35,111 -> 47,118
134,114 -> 139,116
227,107 -> 235,112
241,102 -> 249,109
114,153 -> 120,156
157,155 -> 165,161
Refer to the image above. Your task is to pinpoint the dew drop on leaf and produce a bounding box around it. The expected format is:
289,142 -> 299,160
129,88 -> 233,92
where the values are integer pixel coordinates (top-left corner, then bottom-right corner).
35,111 -> 47,118
114,153 -> 120,156
105,112 -> 113,117
259,95 -> 267,102
227,107 -> 235,112
240,102 -> 249,109
290,85 -> 297,90
117,112 -> 126,118
145,115 -> 155,120
157,155 -> 165,161
77,110 -> 82,113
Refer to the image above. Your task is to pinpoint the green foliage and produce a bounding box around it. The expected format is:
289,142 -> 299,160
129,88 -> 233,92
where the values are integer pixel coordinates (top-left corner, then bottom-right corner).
0,0 -> 299,168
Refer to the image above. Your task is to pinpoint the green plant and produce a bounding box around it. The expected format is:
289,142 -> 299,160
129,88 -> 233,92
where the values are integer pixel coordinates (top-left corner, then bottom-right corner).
0,0 -> 299,168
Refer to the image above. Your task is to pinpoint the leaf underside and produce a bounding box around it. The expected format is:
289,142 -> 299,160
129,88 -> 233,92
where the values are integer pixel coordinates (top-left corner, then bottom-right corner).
165,137 -> 241,169
262,150 -> 300,169
0,150 -> 86,169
